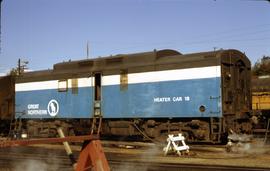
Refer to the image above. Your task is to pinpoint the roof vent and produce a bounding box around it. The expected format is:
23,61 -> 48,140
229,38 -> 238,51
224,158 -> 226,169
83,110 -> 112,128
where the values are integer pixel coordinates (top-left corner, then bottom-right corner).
156,49 -> 182,59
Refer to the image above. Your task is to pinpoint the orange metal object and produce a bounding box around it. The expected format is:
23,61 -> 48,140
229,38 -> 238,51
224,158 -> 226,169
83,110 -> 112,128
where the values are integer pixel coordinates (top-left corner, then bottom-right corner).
76,140 -> 110,171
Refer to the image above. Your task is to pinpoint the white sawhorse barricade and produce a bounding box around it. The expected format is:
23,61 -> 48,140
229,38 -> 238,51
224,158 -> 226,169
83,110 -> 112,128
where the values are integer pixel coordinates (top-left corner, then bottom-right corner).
163,134 -> 189,156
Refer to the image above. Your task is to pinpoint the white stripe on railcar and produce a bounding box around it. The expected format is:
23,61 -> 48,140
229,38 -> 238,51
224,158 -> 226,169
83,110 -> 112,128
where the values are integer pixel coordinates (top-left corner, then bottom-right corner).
16,77 -> 92,92
102,75 -> 120,86
102,66 -> 221,86
16,66 -> 220,91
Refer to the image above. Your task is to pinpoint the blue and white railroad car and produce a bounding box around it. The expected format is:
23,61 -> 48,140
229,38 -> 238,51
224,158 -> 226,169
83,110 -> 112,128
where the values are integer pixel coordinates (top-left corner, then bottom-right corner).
15,49 -> 252,142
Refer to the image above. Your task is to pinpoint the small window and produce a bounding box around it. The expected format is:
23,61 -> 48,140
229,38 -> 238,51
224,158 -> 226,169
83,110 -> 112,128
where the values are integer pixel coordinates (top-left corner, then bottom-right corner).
71,78 -> 78,94
120,69 -> 128,91
58,80 -> 68,92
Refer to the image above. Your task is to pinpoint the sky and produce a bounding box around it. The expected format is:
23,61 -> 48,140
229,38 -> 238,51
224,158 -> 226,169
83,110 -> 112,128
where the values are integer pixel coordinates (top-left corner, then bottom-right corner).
0,0 -> 270,74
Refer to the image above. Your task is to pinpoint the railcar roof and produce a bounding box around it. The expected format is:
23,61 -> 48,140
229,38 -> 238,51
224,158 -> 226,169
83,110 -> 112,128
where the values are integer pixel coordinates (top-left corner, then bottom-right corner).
16,48 -> 249,82
52,48 -> 247,71
53,49 -> 182,70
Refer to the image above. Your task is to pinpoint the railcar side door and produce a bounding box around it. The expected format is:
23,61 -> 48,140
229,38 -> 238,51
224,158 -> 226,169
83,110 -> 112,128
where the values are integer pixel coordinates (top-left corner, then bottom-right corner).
93,72 -> 102,117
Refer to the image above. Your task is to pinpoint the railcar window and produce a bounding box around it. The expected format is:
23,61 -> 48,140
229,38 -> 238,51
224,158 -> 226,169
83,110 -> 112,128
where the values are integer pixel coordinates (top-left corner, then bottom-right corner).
120,69 -> 128,91
58,80 -> 68,92
72,78 -> 78,94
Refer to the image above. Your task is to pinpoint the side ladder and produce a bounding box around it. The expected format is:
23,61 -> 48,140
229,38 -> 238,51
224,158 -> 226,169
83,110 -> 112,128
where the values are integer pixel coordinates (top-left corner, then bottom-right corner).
90,116 -> 102,135
210,117 -> 223,142
8,117 -> 22,138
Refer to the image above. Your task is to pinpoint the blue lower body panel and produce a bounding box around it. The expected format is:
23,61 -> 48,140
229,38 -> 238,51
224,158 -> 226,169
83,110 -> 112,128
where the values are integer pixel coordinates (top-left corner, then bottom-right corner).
16,77 -> 221,119
16,87 -> 93,119
102,78 -> 221,118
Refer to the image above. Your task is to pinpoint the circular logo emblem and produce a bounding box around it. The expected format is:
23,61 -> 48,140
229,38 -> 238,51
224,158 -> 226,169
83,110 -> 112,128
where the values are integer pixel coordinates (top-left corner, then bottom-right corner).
47,99 -> 59,117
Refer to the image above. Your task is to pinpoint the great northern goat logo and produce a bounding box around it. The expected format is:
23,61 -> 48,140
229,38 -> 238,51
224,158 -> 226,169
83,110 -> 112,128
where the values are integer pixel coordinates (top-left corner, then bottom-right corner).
47,99 -> 59,117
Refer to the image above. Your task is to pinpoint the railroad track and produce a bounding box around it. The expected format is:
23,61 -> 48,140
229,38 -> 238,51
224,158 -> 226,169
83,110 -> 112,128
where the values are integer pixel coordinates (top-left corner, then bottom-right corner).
0,145 -> 269,171
109,161 -> 269,171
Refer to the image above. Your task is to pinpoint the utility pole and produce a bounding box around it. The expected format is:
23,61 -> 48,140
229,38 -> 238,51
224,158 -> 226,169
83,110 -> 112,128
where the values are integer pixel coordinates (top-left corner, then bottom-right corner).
18,59 -> 21,75
17,58 -> 29,75
86,41 -> 89,59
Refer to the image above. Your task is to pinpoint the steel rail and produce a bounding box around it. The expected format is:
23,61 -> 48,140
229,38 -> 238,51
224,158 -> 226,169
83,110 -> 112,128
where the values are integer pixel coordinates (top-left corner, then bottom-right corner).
0,135 -> 99,147
109,160 -> 269,171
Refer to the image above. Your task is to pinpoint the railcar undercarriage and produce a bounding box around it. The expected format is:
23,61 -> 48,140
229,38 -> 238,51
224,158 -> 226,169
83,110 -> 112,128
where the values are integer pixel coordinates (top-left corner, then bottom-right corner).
10,117 -> 252,143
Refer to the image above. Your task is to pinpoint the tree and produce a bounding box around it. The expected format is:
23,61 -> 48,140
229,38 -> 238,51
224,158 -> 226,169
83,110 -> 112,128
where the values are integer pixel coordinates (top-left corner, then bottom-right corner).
8,68 -> 19,76
7,58 -> 29,76
252,55 -> 270,76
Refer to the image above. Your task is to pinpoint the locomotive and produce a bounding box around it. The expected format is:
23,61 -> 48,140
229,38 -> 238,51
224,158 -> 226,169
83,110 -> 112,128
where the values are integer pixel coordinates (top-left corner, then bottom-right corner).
252,76 -> 270,132
2,49 -> 253,143
252,76 -> 270,114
